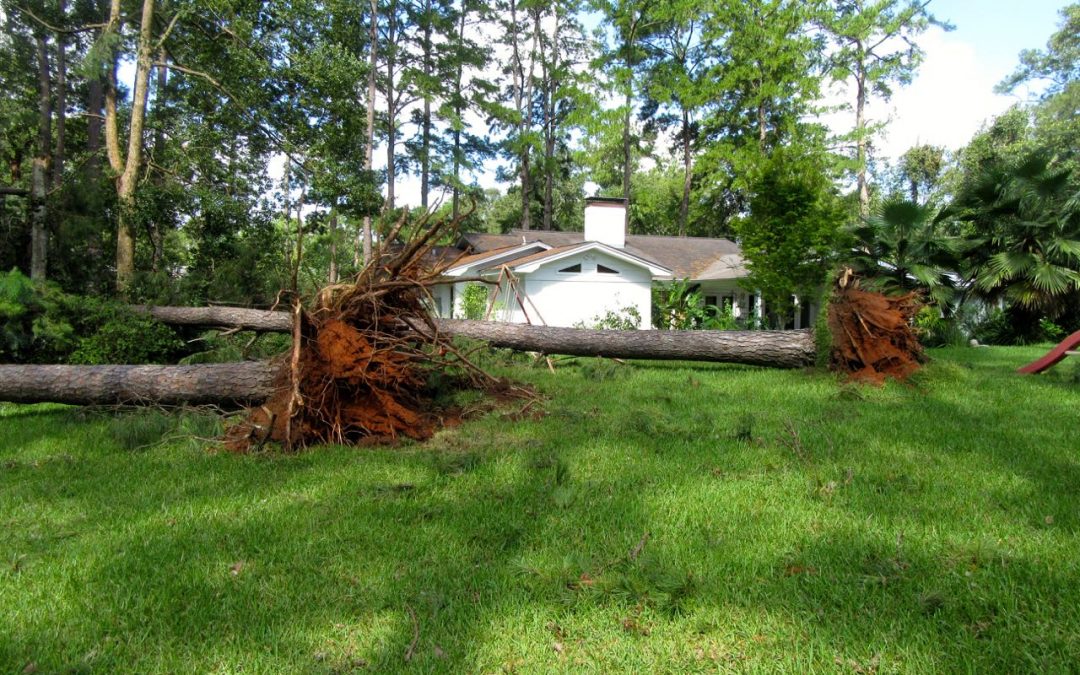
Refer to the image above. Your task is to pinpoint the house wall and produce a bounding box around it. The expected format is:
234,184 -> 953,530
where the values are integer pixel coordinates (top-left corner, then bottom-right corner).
523,250 -> 653,328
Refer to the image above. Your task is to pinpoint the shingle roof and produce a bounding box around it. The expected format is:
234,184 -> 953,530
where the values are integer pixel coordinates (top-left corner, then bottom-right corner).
460,230 -> 742,280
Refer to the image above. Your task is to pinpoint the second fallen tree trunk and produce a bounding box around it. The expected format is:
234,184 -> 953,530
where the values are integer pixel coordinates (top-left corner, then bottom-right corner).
132,305 -> 817,369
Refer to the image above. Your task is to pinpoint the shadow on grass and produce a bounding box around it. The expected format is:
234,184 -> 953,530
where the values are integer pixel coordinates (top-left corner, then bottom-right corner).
2,346 -> 1079,671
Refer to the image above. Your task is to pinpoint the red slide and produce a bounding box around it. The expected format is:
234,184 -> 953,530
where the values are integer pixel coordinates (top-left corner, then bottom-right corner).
1017,329 -> 1080,374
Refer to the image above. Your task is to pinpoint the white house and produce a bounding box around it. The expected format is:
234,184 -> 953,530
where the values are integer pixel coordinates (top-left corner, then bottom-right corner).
432,197 -> 817,329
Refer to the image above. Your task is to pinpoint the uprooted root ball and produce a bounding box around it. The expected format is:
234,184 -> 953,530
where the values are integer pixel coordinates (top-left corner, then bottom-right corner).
224,211 -> 529,452
828,287 -> 924,384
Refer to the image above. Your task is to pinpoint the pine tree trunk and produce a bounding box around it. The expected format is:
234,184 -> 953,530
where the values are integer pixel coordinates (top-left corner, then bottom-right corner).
420,0 -> 432,209
679,107 -> 691,237
328,207 -> 339,284
115,0 -> 157,296
510,0 -> 531,231
360,0 -> 377,267
385,2 -> 397,212
855,45 -> 869,218
0,361 -> 275,405
31,34 -> 52,282
127,306 -> 818,369
53,2 -> 67,192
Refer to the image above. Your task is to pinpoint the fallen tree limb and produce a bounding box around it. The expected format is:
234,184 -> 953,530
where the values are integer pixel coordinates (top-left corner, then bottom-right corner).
0,361 -> 275,405
132,305 -> 816,368
131,305 -> 291,331
420,320 -> 816,368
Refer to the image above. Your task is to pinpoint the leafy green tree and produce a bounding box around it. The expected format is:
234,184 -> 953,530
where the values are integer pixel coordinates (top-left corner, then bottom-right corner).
592,0 -> 660,213
694,0 -> 830,237
733,145 -> 848,323
822,0 -> 947,216
897,143 -> 945,204
996,3 -> 1079,187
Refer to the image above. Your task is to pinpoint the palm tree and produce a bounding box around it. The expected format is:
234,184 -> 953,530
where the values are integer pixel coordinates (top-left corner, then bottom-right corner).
948,150 -> 1080,316
846,198 -> 960,307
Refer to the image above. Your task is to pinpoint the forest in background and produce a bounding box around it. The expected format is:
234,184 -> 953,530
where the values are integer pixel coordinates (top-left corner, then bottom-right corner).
0,0 -> 1077,355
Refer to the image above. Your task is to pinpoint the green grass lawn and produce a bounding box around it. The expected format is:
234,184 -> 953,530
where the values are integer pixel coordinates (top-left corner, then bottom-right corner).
2,346 -> 1079,673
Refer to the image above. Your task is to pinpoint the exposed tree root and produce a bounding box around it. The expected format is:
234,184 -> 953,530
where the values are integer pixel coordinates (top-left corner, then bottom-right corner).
828,271 -> 924,384
223,210 -> 525,452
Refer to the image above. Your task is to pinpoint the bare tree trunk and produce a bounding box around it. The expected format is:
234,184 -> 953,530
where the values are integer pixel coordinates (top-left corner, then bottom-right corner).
540,6 -> 559,231
0,361 -> 275,405
385,1 -> 397,212
360,0 -> 377,268
104,0 -> 124,176
148,48 -> 168,272
420,0 -> 432,210
328,207 -> 339,284
30,160 -> 48,282
621,56 -> 632,235
509,0 -> 531,231
451,4 -> 466,222
31,34 -> 52,282
115,0 -> 157,296
53,0 -> 67,192
679,107 -> 691,237
855,45 -> 869,218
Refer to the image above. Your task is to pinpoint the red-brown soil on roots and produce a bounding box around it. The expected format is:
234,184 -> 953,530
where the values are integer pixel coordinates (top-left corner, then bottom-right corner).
828,286 -> 924,384
224,209 -> 529,452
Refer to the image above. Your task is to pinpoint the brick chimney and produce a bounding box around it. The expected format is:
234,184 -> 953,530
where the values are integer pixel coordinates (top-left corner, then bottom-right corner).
583,197 -> 627,248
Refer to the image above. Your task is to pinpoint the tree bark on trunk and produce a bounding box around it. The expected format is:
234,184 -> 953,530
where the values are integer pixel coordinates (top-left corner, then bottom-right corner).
361,0 -> 377,267
328,207 -> 339,284
384,1 -> 397,212
420,0 -> 432,210
0,361 -> 275,406
679,107 -> 691,237
31,34 -> 52,282
509,0 -> 531,231
855,43 -> 869,218
30,159 -> 48,282
451,4 -> 466,222
128,305 -> 817,368
53,0 -> 67,192
114,0 -> 157,296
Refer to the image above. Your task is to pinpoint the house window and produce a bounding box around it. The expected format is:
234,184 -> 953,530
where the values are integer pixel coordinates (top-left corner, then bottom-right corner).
597,264 -> 619,275
558,263 -> 582,274
704,295 -> 718,307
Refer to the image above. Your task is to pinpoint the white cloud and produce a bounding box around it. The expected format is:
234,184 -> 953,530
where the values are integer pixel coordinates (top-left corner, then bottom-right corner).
863,27 -> 1034,161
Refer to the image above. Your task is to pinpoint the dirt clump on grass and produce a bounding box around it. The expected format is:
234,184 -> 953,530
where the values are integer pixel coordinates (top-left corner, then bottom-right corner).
224,211 -> 528,452
827,278 -> 924,384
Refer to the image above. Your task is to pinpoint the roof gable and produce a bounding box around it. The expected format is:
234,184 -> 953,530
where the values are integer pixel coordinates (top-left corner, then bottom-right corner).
503,241 -> 672,277
460,230 -> 743,280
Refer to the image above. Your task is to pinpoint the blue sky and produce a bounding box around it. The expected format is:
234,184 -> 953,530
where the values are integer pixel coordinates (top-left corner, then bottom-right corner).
861,0 -> 1070,161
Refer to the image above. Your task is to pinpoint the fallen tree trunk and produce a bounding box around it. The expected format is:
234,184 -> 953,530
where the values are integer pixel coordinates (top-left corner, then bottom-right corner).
0,361 -> 275,406
425,320 -> 815,368
131,305 -> 291,331
131,305 -> 816,368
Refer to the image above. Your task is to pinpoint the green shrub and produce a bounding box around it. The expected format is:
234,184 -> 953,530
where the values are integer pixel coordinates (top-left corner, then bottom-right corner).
180,331 -> 291,364
0,269 -> 39,361
575,306 -> 642,330
914,306 -> 966,347
970,307 -> 1064,345
460,283 -> 489,320
70,312 -> 184,365
0,270 -> 184,364
653,280 -> 740,330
